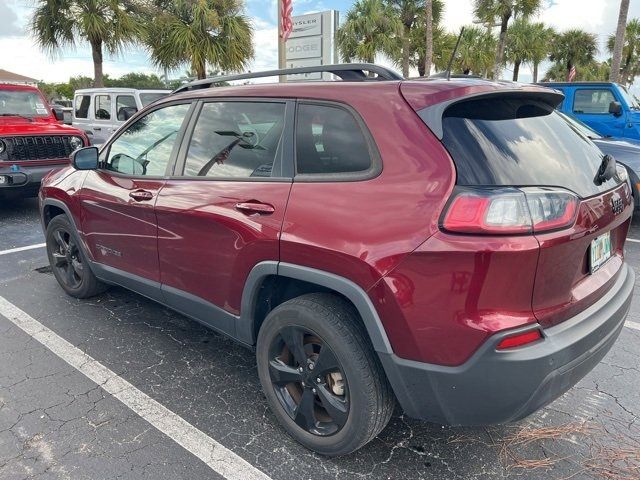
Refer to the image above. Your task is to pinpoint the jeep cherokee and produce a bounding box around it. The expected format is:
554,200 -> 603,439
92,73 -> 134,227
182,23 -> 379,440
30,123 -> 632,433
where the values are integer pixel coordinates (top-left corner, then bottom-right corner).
39,64 -> 634,456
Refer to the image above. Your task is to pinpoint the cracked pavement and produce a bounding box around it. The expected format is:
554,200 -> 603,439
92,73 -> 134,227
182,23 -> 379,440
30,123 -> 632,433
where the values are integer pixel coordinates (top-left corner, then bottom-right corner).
1,198 -> 639,480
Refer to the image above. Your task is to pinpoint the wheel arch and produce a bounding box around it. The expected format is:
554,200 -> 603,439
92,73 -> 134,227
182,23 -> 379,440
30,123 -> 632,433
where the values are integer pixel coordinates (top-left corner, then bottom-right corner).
239,262 -> 394,355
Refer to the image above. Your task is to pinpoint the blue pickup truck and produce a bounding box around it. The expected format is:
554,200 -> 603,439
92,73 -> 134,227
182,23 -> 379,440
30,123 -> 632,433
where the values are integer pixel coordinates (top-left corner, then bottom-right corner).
540,81 -> 640,140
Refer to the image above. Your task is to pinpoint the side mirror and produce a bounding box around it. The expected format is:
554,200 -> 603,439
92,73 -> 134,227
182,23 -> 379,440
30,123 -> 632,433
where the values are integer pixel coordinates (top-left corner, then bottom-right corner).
52,107 -> 64,122
71,146 -> 99,170
609,101 -> 623,117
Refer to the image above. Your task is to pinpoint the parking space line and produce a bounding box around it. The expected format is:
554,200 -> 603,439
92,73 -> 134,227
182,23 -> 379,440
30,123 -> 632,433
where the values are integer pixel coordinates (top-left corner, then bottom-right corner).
0,296 -> 272,480
627,238 -> 640,244
626,320 -> 640,332
0,243 -> 46,256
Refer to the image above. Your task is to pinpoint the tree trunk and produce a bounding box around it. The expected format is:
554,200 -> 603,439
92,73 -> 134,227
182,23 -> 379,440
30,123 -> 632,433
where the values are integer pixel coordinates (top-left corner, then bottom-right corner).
512,60 -> 521,81
90,39 -> 104,88
533,62 -> 539,83
493,12 -> 511,80
425,0 -> 433,77
610,0 -> 630,83
402,24 -> 411,77
194,59 -> 206,80
621,50 -> 633,86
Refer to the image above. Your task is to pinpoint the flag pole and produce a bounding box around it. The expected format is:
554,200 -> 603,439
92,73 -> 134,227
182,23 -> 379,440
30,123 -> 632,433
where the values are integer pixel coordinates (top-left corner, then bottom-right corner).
278,0 -> 286,83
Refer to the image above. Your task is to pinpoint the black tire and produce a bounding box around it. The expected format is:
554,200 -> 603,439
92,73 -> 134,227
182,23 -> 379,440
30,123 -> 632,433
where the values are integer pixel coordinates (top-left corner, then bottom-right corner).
45,215 -> 108,299
256,293 -> 394,456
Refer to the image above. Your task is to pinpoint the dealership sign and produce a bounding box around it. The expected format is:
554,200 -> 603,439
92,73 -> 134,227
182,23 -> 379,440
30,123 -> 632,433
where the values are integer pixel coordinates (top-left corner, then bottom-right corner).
285,11 -> 338,81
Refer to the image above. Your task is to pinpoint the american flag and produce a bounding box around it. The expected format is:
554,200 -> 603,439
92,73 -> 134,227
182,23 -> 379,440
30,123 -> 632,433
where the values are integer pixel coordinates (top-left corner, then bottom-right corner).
567,64 -> 576,82
280,0 -> 294,42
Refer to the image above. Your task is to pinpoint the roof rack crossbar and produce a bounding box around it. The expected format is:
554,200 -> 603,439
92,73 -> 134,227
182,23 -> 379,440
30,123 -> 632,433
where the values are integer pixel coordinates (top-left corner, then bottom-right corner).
171,63 -> 404,94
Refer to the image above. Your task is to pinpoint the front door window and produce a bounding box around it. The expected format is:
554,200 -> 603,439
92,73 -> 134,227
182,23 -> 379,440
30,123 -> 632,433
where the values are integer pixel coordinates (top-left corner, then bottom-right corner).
105,103 -> 190,176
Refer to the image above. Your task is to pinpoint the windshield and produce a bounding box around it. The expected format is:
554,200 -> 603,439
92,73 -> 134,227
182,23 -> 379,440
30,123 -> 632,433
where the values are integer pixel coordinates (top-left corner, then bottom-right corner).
139,92 -> 168,107
0,90 -> 50,117
557,111 -> 602,139
439,96 -> 619,198
619,85 -> 640,110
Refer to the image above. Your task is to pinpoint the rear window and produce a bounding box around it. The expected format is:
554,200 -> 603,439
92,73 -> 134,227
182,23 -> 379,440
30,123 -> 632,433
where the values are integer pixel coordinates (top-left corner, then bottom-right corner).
440,96 -> 619,198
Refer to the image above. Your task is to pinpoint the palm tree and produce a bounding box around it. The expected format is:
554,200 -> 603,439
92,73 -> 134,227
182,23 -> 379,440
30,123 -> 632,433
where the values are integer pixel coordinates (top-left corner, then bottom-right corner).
610,0 -> 630,83
336,0 -> 402,65
144,0 -> 253,80
31,0 -> 140,87
607,19 -> 640,86
386,1 -> 432,77
473,0 -> 540,80
455,26 -> 497,76
405,0 -> 444,76
549,29 -> 598,81
505,17 -> 532,81
432,30 -> 459,72
529,22 -> 554,82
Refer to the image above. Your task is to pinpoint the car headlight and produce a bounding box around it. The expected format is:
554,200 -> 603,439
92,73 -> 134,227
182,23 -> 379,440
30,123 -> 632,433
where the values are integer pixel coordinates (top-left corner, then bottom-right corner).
616,164 -> 629,183
0,139 -> 5,155
69,136 -> 84,151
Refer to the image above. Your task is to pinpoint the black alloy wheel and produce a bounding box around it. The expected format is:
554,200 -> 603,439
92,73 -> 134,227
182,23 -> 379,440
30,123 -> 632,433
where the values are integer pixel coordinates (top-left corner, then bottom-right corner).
268,325 -> 349,436
45,215 -> 107,299
50,228 -> 84,289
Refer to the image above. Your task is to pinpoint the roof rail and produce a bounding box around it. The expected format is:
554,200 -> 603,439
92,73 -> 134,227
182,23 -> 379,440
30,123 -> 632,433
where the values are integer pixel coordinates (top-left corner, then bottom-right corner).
171,63 -> 404,94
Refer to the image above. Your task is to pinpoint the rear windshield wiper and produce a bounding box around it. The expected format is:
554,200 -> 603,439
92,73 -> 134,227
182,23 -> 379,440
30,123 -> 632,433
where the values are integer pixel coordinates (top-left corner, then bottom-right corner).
0,113 -> 33,122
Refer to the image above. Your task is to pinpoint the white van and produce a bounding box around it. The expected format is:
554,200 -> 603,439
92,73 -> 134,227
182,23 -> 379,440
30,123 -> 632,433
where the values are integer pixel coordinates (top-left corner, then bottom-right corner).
72,88 -> 169,145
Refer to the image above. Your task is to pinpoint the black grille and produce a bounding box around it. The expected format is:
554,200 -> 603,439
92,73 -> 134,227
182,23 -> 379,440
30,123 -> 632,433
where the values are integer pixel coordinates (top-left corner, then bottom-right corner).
0,136 -> 76,162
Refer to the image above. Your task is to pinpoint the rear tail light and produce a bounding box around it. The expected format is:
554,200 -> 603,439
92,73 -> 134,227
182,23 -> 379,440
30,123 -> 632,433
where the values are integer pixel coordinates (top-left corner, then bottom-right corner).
442,187 -> 579,235
496,329 -> 543,350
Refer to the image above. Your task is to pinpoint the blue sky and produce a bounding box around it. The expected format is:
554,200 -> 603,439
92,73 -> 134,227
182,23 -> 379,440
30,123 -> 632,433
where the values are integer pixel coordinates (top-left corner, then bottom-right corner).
1,0 -> 638,86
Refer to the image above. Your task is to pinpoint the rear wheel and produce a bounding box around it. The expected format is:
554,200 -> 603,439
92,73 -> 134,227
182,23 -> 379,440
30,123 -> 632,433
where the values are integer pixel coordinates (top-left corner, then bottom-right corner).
46,215 -> 107,298
256,293 -> 394,456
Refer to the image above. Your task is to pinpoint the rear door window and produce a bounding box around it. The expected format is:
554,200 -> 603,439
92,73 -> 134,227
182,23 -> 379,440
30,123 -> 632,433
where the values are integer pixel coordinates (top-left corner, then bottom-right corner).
183,101 -> 285,178
573,89 -> 616,114
439,96 -> 618,198
295,104 -> 373,175
95,94 -> 112,120
74,95 -> 90,119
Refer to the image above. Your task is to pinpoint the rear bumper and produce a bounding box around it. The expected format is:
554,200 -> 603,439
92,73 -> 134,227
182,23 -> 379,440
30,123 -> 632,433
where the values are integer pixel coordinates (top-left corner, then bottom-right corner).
0,163 -> 66,198
380,262 -> 634,425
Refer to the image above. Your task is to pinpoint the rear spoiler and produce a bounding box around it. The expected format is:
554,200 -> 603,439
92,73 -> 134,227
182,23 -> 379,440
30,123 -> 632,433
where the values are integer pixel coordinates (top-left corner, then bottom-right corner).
417,90 -> 565,140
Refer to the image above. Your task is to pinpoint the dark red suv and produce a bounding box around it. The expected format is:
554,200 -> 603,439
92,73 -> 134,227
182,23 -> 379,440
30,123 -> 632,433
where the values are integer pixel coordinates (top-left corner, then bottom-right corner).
39,64 -> 635,456
1,83 -> 88,198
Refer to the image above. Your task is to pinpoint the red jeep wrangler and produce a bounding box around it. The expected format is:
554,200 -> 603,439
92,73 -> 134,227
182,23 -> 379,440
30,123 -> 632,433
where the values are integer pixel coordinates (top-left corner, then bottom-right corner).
39,64 -> 634,456
0,83 -> 88,199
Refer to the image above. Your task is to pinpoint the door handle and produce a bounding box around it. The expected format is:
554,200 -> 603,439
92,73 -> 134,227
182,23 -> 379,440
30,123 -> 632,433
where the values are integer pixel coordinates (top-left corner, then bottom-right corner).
129,189 -> 154,201
94,127 -> 102,131
235,201 -> 275,215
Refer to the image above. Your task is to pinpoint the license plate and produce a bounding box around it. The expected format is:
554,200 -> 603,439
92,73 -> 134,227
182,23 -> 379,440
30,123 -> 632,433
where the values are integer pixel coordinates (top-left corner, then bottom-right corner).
590,231 -> 612,274
0,175 -> 7,185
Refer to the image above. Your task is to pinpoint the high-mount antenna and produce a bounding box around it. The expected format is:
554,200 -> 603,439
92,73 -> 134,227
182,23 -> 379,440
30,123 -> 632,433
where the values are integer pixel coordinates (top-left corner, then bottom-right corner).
445,27 -> 465,81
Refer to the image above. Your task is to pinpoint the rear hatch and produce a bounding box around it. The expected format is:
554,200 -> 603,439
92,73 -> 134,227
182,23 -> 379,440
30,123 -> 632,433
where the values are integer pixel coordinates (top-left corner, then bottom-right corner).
411,89 -> 633,328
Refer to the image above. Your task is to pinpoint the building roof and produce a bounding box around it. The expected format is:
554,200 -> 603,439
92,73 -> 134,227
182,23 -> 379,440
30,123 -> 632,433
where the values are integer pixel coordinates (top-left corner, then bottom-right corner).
0,69 -> 38,84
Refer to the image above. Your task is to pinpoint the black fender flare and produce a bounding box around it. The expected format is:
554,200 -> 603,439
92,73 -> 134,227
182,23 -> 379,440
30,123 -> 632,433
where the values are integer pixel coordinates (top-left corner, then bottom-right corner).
238,261 -> 394,355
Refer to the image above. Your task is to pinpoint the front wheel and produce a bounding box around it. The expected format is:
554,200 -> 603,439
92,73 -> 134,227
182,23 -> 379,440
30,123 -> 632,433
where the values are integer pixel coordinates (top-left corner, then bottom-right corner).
46,215 -> 107,299
256,293 -> 394,456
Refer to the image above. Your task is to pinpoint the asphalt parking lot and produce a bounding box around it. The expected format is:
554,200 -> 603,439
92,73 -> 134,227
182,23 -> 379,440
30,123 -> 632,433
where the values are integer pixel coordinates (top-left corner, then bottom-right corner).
1,198 -> 639,480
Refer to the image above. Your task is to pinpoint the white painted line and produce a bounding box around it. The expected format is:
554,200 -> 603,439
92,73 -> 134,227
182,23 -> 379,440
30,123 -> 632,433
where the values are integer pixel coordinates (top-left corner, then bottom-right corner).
0,296 -> 271,480
0,243 -> 46,256
626,320 -> 640,332
626,238 -> 640,244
